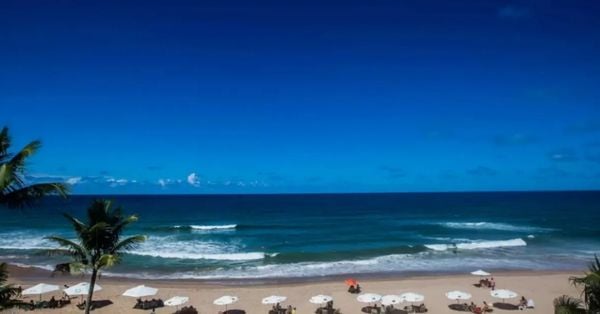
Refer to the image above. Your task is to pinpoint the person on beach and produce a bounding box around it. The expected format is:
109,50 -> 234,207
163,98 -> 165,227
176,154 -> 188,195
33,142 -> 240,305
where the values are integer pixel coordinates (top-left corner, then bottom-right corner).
519,296 -> 527,310
490,277 -> 495,290
482,301 -> 490,312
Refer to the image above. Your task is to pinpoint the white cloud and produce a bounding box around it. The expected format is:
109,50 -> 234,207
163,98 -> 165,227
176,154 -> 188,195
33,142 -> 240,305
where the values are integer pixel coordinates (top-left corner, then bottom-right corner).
187,173 -> 200,186
65,177 -> 83,185
106,177 -> 128,187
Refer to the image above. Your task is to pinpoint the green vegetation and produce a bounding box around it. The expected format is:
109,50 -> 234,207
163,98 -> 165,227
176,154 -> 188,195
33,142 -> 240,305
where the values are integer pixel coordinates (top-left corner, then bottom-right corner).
47,200 -> 146,314
0,126 -> 68,208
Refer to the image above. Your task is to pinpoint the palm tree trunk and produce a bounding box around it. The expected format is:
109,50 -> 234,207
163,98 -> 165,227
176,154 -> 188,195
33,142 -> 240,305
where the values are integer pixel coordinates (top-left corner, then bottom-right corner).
85,268 -> 98,314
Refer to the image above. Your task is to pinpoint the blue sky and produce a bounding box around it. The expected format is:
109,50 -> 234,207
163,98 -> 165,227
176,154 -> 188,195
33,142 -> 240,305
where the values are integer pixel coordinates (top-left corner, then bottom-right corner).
1,0 -> 599,193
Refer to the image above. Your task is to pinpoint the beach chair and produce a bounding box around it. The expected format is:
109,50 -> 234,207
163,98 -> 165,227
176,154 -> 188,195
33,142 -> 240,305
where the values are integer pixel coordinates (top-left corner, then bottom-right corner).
526,299 -> 535,309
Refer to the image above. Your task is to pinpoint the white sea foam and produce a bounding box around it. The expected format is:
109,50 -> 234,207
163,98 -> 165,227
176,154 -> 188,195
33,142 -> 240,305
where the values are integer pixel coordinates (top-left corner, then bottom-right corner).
127,235 -> 271,261
440,222 -> 552,232
424,238 -> 527,251
129,251 -> 268,261
101,253 -> 562,280
173,224 -> 237,230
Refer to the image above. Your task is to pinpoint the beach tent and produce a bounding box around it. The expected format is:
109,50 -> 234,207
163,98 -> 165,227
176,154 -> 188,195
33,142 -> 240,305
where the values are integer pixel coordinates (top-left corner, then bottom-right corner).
445,290 -> 472,303
262,295 -> 287,304
165,296 -> 189,310
309,295 -> 333,305
122,285 -> 158,298
471,269 -> 491,277
381,295 -> 402,306
22,283 -> 59,301
214,295 -> 238,312
357,293 -> 382,304
490,289 -> 518,302
64,282 -> 102,296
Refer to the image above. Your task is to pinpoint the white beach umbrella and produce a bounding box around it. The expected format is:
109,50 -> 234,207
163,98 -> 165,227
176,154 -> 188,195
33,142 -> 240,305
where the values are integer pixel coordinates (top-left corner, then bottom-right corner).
64,282 -> 102,296
214,295 -> 238,312
381,295 -> 402,306
471,269 -> 491,277
165,296 -> 189,308
309,295 -> 333,305
22,283 -> 59,301
262,295 -> 287,305
357,293 -> 382,304
491,289 -> 518,302
445,290 -> 472,303
122,285 -> 158,298
400,292 -> 424,303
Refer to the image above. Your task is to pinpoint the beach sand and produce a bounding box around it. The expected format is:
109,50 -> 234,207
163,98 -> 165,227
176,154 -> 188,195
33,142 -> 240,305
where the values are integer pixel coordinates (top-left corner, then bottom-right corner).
5,265 -> 581,313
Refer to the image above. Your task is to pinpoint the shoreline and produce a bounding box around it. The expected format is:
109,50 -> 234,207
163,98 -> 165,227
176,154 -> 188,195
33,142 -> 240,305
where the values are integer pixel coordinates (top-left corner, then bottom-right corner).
5,263 -> 579,286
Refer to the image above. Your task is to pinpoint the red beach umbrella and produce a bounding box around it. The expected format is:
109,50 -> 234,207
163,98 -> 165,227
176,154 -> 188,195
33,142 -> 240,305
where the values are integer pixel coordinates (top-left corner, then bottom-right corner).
345,278 -> 358,286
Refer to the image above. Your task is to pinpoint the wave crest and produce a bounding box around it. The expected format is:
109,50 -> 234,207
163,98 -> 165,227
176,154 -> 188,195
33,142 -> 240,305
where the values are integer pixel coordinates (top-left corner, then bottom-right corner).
440,222 -> 551,232
172,224 -> 237,231
425,238 -> 527,251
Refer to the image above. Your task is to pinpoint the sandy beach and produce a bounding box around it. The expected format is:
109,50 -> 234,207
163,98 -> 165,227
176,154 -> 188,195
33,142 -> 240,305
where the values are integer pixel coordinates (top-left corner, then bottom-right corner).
4,265 -> 582,314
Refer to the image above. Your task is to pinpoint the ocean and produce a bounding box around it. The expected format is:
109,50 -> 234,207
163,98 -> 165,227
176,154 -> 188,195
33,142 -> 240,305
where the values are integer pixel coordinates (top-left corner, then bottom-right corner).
1,191 -> 599,281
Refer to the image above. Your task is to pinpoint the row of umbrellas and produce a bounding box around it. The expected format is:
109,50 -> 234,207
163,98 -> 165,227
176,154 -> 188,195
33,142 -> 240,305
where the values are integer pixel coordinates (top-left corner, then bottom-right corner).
21,283 -> 189,307
446,289 -> 519,302
22,269 -> 514,309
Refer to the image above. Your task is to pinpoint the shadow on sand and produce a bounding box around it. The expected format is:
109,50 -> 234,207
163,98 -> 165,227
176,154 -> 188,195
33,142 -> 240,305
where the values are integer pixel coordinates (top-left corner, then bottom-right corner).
493,302 -> 519,310
448,304 -> 468,311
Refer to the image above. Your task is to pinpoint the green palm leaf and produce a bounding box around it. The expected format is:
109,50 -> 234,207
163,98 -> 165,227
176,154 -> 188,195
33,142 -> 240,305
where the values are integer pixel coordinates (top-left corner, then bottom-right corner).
0,126 -> 68,208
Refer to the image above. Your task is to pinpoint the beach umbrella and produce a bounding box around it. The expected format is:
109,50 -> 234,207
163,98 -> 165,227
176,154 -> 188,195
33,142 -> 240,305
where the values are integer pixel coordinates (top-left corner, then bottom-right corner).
445,290 -> 472,303
400,292 -> 424,303
262,295 -> 287,305
214,295 -> 238,312
22,283 -> 59,301
491,289 -> 518,302
309,295 -> 333,305
165,296 -> 189,310
345,278 -> 358,286
122,285 -> 158,298
381,295 -> 402,306
357,293 -> 382,304
64,282 -> 102,296
471,269 -> 491,277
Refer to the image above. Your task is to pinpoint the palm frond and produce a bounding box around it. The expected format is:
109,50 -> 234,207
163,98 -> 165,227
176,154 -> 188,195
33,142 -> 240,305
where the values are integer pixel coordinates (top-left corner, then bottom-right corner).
112,214 -> 139,235
553,295 -> 583,314
96,254 -> 119,268
0,127 -> 10,161
62,213 -> 87,236
45,236 -> 87,261
113,235 -> 146,253
8,141 -> 41,174
0,263 -> 8,285
2,183 -> 68,208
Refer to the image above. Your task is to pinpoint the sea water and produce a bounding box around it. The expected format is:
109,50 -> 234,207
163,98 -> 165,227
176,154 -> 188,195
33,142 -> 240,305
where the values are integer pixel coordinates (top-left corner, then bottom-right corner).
1,191 -> 598,281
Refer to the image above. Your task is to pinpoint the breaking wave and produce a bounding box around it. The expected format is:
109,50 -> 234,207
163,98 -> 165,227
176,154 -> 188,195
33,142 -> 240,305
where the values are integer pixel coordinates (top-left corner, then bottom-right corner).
425,238 -> 527,251
439,222 -> 552,232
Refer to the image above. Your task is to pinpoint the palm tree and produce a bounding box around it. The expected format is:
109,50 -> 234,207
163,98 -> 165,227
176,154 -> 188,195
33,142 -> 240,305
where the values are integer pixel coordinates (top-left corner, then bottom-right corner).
46,200 -> 146,314
0,262 -> 23,310
554,295 -> 584,314
570,255 -> 600,313
0,126 -> 68,208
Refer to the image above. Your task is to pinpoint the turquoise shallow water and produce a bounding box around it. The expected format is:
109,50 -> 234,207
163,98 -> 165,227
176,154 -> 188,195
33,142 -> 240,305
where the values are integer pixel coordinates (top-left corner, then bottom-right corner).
1,191 -> 599,280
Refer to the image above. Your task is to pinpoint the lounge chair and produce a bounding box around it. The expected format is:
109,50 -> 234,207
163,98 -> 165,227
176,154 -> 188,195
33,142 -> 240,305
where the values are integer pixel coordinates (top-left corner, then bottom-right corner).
526,299 -> 534,309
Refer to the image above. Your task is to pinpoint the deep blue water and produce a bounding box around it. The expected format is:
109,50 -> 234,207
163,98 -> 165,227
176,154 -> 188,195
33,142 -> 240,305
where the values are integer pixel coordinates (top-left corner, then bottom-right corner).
1,192 -> 599,280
